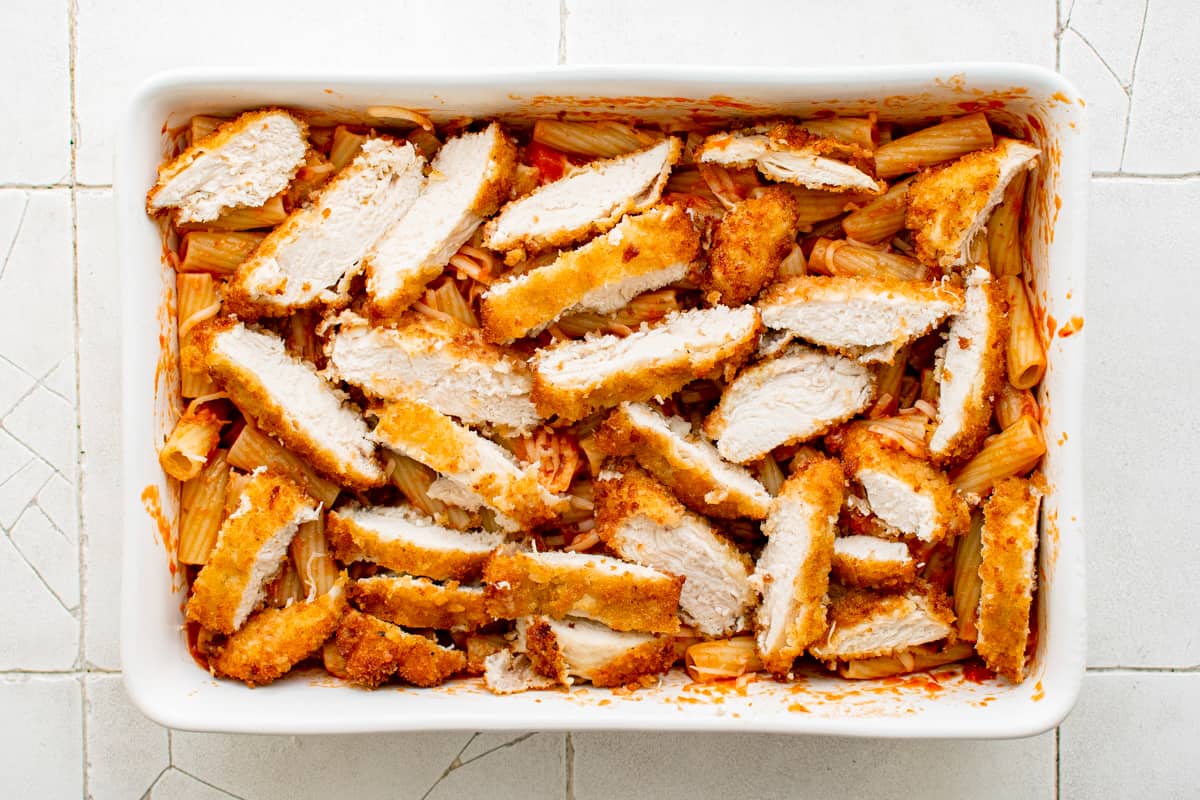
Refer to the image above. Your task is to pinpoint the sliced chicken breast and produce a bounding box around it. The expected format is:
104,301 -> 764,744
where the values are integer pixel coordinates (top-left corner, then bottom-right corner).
705,344 -> 875,464
532,305 -> 762,423
809,583 -> 956,662
751,457 -> 845,676
483,650 -> 558,694
596,401 -> 771,520
186,469 -> 318,634
333,609 -> 466,688
517,616 -> 675,688
326,504 -> 503,582
483,137 -> 681,257
349,574 -> 491,631
224,138 -> 425,317
365,123 -> 516,317
699,124 -> 884,194
595,461 -> 756,637
484,546 -> 683,634
703,187 -> 803,306
325,311 -> 540,433
832,535 -> 917,590
481,204 -> 699,343
147,108 -> 309,224
195,318 -> 386,489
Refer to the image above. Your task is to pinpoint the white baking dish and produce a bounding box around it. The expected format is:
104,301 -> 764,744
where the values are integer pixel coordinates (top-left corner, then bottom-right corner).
116,65 -> 1087,737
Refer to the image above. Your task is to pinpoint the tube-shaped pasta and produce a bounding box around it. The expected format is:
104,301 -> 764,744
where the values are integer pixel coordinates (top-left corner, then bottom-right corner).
953,514 -> 984,641
874,113 -> 994,179
995,383 -> 1039,431
284,310 -> 323,366
178,231 -> 266,275
385,453 -> 445,517
776,243 -> 807,278
872,344 -> 910,417
555,289 -> 682,339
187,115 -> 227,144
807,237 -> 930,281
784,187 -> 872,231
532,120 -> 664,158
291,516 -> 339,597
841,177 -> 913,244
951,415 -> 1046,500
177,448 -> 230,565
329,126 -> 368,172
1003,275 -> 1046,390
224,467 -> 251,517
838,642 -> 975,679
226,423 -> 341,508
177,195 -> 287,232
798,116 -> 878,152
268,559 -> 306,608
685,636 -> 763,682
177,273 -> 221,398
428,282 -> 479,328
159,402 -> 226,480
987,169 -> 1028,277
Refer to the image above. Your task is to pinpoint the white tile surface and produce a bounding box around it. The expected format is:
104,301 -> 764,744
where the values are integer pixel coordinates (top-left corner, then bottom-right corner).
1085,178 -> 1200,668
1059,672 -> 1200,798
84,674 -> 171,800
1058,30 -> 1129,172
73,0 -> 561,184
566,0 -> 1056,67
0,0 -> 71,184
573,731 -> 1056,799
0,675 -> 83,798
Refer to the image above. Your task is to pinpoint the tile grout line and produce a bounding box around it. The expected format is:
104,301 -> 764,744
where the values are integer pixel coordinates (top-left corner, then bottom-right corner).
564,732 -> 575,800
1055,726 -> 1061,800
558,0 -> 568,65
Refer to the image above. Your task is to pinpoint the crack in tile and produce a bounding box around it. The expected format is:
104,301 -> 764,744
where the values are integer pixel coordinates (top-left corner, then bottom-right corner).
4,522 -> 79,614
138,765 -> 172,800
455,732 -> 537,772
0,192 -> 31,286
565,732 -> 575,800
419,733 -> 479,800
1067,28 -> 1132,93
167,767 -> 247,800
1119,0 -> 1152,170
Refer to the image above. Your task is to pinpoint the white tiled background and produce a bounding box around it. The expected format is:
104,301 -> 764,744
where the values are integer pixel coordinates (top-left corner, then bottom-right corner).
1,0 -> 1195,797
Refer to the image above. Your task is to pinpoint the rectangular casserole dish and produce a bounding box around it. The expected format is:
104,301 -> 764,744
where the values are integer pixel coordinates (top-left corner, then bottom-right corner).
116,64 -> 1087,737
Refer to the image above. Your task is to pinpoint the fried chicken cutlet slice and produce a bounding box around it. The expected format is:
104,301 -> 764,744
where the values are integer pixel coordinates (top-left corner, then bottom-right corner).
517,616 -> 675,688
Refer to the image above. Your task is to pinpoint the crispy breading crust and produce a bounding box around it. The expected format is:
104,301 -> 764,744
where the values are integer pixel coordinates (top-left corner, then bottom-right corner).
831,542 -> 917,590
187,469 -> 316,634
209,577 -> 348,687
704,187 -> 802,306
370,399 -> 562,528
483,546 -> 683,634
146,108 -> 308,218
482,137 -> 682,258
465,633 -> 508,675
522,617 -> 675,688
841,426 -> 970,543
596,404 -> 770,520
767,123 -> 878,178
325,508 -> 493,582
931,275 -> 1009,465
531,309 -> 763,423
349,574 -> 492,631
194,317 -> 385,490
481,205 -> 700,343
755,457 -> 845,675
808,582 -> 956,661
333,609 -> 467,688
976,477 -> 1041,682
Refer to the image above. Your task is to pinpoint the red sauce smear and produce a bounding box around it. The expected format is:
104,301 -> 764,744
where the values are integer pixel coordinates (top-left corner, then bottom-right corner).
141,485 -> 177,578
1031,680 -> 1045,702
1058,316 -> 1084,338
961,662 -> 996,684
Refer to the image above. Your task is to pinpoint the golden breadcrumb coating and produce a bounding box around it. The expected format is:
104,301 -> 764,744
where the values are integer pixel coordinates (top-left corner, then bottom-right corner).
522,616 -> 675,688
325,507 -> 496,582
976,476 -> 1041,682
481,205 -> 700,343
596,403 -> 770,520
704,187 -> 801,306
187,469 -> 317,634
841,425 -> 970,543
484,546 -> 683,634
767,123 -> 878,178
349,574 -> 492,631
831,541 -> 917,590
808,582 -> 956,662
464,633 -> 508,675
333,609 -> 467,689
209,576 -> 348,687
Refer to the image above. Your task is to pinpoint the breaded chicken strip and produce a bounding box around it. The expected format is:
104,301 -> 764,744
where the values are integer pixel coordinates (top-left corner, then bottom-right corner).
596,402 -> 771,520
209,575 -> 348,687
349,574 -> 491,631
481,205 -> 700,343
832,535 -> 917,590
483,138 -> 681,258
484,546 -> 683,634
905,137 -> 1040,268
809,583 -> 956,662
699,123 -> 884,194
187,469 -> 318,634
326,504 -> 502,582
365,123 -> 516,317
518,616 -> 675,688
325,311 -> 540,433
225,138 -> 425,316
595,461 -> 756,637
705,344 -> 875,464
976,476 -> 1042,682
195,318 -> 386,489
146,109 -> 309,224
751,457 -> 844,675
704,187 -> 802,306
756,274 -> 965,363
333,609 -> 466,689
483,650 -> 558,694
928,267 -> 1008,464
369,399 -> 567,530
532,305 -> 762,422
841,426 -> 969,543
